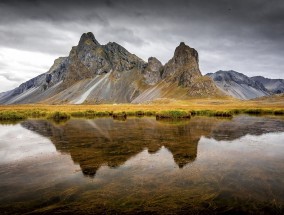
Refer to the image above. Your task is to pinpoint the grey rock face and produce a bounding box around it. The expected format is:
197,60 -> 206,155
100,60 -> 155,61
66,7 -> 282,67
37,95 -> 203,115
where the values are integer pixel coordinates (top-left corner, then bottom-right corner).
0,57 -> 68,104
78,32 -> 100,47
206,70 -> 270,100
162,42 -> 201,87
0,32 -> 148,104
103,42 -> 146,72
251,76 -> 284,94
142,57 -> 163,85
64,36 -> 146,84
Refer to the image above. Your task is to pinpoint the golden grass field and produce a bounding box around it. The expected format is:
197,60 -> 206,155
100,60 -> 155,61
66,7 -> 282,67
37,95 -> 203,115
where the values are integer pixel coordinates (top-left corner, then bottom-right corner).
0,95 -> 284,120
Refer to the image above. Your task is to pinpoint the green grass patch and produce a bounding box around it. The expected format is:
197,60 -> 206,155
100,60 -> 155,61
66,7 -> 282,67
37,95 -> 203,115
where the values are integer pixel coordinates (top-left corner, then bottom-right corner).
274,110 -> 284,115
242,108 -> 275,115
25,110 -> 47,118
112,111 -> 127,120
156,110 -> 191,119
191,110 -> 233,117
70,110 -> 111,118
0,111 -> 27,120
0,119 -> 24,125
134,111 -> 144,116
243,109 -> 264,115
145,111 -> 156,116
47,111 -> 71,121
124,111 -> 147,117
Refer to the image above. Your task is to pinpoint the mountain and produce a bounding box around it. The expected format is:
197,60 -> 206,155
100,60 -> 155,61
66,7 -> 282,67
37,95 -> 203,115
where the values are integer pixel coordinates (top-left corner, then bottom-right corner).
0,32 -> 223,105
206,70 -> 270,100
250,76 -> 284,94
132,42 -> 222,103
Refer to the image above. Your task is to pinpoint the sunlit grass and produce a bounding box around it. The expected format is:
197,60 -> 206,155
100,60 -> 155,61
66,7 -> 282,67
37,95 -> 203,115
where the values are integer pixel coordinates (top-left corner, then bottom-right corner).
191,110 -> 233,117
156,110 -> 191,119
0,111 -> 27,120
47,111 -> 71,121
0,97 -> 283,120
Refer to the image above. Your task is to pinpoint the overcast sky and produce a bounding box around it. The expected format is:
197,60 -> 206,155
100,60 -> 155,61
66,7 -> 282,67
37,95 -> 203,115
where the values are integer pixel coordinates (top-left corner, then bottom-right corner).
0,0 -> 284,92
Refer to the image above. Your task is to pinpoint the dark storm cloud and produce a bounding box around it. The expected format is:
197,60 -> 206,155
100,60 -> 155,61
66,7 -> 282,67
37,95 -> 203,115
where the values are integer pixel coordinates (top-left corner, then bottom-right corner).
1,0 -> 284,49
0,0 -> 283,91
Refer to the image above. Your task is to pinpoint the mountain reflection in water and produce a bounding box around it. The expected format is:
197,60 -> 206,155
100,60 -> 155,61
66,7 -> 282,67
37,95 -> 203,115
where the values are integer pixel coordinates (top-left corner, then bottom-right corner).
0,115 -> 284,214
20,116 -> 284,177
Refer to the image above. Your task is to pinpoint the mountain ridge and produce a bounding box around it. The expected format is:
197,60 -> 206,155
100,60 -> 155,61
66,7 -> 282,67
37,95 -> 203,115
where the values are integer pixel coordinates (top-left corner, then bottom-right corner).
250,76 -> 284,94
0,32 -> 224,105
206,70 -> 284,100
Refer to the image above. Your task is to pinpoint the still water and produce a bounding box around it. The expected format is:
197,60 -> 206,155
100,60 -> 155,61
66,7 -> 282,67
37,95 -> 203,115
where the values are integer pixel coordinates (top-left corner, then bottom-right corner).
0,116 -> 283,214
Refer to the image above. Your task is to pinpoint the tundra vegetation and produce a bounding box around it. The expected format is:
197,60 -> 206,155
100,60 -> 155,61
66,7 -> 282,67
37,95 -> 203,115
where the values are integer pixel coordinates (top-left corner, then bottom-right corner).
0,97 -> 283,122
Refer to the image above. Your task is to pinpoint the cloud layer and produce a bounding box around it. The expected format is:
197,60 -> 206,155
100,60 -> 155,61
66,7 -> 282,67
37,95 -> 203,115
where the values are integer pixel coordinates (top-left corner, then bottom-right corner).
0,0 -> 284,92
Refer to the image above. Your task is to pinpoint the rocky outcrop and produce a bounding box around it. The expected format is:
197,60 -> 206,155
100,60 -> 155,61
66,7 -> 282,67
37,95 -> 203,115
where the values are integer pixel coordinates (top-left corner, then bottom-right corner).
63,33 -> 145,87
0,32 -> 225,105
162,42 -> 201,86
206,70 -> 270,100
161,42 -> 222,97
142,57 -> 163,85
132,43 -> 224,103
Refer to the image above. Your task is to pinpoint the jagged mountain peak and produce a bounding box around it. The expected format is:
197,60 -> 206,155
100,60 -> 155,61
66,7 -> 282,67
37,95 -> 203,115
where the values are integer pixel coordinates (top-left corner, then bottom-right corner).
104,42 -> 133,58
161,42 -> 201,85
142,57 -> 163,85
148,57 -> 163,67
174,42 -> 199,64
0,36 -> 225,105
78,32 -> 100,46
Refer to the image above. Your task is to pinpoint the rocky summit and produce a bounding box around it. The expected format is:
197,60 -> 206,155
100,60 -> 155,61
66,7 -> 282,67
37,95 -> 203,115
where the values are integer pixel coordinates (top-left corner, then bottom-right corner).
0,32 -> 223,105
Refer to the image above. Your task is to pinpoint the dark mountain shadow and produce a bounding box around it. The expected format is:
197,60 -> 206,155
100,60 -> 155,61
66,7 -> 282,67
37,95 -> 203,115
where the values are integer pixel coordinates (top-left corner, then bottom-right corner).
20,116 -> 284,177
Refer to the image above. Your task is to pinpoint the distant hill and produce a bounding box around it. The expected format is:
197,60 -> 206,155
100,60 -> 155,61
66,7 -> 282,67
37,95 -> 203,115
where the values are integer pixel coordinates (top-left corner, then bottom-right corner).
251,76 -> 284,94
0,32 -> 223,105
206,70 -> 275,100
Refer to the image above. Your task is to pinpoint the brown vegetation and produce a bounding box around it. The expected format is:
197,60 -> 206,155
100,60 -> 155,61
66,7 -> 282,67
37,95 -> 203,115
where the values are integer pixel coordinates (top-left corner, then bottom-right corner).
0,97 -> 283,121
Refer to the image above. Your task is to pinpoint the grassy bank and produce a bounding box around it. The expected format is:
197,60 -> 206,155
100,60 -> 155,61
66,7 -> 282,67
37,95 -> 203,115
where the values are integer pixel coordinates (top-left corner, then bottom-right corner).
0,98 -> 283,121
156,111 -> 191,119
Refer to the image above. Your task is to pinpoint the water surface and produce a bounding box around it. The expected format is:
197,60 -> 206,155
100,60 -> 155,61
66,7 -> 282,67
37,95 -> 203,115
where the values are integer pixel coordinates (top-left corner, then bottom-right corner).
0,116 -> 284,214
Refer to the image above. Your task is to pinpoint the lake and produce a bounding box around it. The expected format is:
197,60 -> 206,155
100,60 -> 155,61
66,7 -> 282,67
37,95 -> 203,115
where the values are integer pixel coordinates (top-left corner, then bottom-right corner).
0,115 -> 284,214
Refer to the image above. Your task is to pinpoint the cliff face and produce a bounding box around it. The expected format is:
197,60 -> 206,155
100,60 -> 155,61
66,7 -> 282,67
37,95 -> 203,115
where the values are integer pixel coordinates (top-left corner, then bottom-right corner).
161,42 -> 222,97
162,42 -> 201,85
0,32 -> 225,105
132,42 -> 224,103
142,57 -> 163,85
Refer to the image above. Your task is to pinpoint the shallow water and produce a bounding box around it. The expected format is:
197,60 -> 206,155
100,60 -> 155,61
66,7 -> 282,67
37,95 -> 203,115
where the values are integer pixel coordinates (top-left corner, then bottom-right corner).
0,116 -> 284,214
